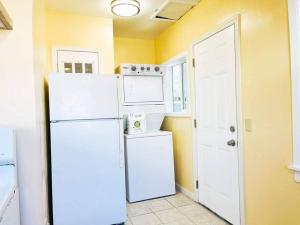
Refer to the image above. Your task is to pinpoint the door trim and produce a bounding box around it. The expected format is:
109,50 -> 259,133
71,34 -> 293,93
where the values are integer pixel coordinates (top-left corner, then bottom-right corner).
191,15 -> 245,225
51,46 -> 102,73
287,0 -> 300,182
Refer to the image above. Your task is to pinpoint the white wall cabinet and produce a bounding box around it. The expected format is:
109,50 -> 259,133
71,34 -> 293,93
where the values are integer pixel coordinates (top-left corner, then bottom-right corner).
52,47 -> 101,74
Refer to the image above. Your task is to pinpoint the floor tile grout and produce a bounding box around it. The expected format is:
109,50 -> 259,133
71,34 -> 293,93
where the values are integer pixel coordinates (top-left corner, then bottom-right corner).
127,193 -> 229,225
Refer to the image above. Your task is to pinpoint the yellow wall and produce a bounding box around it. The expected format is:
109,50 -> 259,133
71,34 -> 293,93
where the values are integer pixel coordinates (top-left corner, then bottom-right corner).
155,0 -> 300,225
114,37 -> 155,69
163,118 -> 194,191
33,0 -> 49,223
46,11 -> 115,73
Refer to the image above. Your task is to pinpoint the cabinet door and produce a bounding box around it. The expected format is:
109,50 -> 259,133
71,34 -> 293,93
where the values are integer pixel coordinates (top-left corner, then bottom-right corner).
54,48 -> 100,74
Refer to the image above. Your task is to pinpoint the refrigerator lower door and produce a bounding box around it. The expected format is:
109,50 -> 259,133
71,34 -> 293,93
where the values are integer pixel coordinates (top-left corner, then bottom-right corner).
50,119 -> 126,225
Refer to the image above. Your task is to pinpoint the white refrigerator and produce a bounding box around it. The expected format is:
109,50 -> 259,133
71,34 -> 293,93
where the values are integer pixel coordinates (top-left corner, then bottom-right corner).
48,73 -> 126,225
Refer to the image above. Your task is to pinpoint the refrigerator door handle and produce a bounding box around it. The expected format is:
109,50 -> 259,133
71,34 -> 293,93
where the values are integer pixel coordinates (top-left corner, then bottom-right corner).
118,119 -> 125,168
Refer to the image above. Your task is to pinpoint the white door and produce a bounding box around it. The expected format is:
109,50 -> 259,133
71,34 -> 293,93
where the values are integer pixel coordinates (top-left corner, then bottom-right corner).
54,49 -> 100,74
50,119 -> 126,225
194,25 -> 240,224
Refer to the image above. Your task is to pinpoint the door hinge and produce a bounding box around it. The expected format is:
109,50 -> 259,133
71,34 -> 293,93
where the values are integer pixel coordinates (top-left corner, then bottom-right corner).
194,119 -> 197,128
196,180 -> 199,189
192,58 -> 195,67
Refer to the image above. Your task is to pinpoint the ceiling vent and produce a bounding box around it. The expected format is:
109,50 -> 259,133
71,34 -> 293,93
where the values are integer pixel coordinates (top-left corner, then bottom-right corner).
151,0 -> 199,22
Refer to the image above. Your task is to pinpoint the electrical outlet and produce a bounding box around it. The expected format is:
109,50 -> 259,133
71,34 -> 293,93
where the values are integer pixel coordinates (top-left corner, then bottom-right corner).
245,119 -> 252,132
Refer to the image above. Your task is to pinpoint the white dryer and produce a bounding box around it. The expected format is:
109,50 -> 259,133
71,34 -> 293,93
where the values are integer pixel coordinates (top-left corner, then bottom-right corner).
124,131 -> 176,202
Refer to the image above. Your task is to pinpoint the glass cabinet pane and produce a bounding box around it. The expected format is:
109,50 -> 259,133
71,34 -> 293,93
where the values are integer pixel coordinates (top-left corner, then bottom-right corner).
85,63 -> 93,74
64,63 -> 72,73
75,63 -> 83,73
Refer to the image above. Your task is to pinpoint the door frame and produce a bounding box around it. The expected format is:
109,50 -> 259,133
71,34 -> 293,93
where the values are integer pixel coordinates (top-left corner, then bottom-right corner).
287,0 -> 300,182
191,15 -> 245,225
51,46 -> 102,73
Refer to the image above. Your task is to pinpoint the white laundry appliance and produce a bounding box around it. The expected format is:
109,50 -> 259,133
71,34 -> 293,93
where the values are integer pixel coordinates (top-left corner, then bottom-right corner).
118,63 -> 167,133
0,128 -> 20,225
119,64 -> 176,202
48,73 -> 126,225
124,131 -> 175,202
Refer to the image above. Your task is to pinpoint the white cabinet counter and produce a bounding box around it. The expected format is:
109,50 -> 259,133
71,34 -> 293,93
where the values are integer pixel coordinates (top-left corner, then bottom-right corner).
0,165 -> 19,225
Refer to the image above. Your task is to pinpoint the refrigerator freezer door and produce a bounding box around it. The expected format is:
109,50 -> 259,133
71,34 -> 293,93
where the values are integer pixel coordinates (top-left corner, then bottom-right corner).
50,119 -> 126,225
48,73 -> 119,121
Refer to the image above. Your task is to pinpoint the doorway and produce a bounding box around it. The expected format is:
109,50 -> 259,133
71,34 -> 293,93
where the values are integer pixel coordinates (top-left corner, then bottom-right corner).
193,20 -> 243,225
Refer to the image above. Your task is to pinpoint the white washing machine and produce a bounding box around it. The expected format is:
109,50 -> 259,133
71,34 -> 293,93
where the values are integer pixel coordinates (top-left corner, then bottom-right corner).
124,131 -> 176,202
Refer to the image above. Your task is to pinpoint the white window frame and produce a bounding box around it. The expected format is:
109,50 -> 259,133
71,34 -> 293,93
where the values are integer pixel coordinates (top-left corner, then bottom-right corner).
52,46 -> 102,74
288,0 -> 300,182
163,52 -> 191,117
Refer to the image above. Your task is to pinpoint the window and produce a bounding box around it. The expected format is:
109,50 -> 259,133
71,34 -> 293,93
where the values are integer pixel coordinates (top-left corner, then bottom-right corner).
172,62 -> 188,112
164,53 -> 190,116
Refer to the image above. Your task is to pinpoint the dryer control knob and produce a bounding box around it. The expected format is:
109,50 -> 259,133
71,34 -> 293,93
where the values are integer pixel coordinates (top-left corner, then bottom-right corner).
155,66 -> 160,72
131,66 -> 137,72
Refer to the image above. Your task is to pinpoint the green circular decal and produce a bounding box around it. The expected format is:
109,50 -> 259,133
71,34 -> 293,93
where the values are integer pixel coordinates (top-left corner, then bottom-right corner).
134,121 -> 141,128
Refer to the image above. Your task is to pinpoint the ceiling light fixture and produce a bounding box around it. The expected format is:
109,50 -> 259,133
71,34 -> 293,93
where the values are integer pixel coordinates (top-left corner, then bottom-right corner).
111,0 -> 140,17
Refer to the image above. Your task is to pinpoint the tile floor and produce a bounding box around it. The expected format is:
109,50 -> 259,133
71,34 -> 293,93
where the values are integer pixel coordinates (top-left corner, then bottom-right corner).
126,193 -> 230,225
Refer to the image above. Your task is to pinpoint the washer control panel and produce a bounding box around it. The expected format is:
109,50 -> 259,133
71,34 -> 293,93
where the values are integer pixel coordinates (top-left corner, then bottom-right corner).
120,64 -> 165,76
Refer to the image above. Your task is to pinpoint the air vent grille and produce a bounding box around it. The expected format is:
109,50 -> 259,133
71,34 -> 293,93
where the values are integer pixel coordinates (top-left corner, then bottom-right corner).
151,0 -> 199,22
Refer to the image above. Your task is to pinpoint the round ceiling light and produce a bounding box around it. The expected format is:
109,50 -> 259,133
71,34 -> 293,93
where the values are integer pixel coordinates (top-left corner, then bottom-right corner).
111,0 -> 140,17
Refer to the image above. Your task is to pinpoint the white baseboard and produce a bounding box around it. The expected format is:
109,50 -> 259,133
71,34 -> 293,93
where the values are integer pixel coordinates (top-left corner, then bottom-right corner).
175,183 -> 198,202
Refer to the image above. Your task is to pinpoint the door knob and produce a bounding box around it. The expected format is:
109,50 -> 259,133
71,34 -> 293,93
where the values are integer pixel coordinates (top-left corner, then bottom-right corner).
230,126 -> 235,132
227,139 -> 236,147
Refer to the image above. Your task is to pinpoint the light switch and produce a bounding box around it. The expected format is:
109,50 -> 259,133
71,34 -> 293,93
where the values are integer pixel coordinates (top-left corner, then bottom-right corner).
245,119 -> 252,132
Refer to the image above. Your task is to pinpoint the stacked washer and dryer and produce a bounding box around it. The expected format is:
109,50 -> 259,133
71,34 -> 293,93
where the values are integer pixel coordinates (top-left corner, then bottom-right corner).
0,128 -> 20,225
119,64 -> 176,203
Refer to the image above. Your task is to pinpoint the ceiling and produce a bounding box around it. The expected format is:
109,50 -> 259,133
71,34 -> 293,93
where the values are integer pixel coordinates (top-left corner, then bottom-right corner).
46,0 -> 183,39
